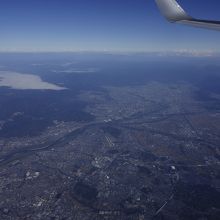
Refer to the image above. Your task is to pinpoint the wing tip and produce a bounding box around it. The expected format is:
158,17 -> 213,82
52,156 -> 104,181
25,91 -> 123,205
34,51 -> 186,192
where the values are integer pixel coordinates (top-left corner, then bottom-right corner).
155,0 -> 192,22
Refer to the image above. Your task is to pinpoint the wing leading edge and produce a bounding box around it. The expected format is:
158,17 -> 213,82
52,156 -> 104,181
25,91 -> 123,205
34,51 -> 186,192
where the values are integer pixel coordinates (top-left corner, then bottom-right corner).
155,0 -> 220,31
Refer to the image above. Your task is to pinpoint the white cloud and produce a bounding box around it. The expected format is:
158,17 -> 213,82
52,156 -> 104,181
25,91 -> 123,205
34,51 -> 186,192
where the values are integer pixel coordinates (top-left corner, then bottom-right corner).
0,71 -> 66,90
52,68 -> 99,74
60,61 -> 79,67
157,50 -> 219,57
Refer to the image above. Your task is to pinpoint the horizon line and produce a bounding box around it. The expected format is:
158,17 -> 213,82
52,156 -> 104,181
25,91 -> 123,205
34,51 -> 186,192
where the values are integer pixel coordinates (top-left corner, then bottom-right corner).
0,50 -> 219,57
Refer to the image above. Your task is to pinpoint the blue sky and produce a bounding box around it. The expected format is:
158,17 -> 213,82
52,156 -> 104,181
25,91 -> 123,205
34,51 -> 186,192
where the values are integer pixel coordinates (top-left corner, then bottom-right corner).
1,0 -> 220,52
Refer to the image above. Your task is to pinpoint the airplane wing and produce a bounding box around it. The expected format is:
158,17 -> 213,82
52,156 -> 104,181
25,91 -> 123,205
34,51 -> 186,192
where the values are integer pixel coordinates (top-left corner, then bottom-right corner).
155,0 -> 220,31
